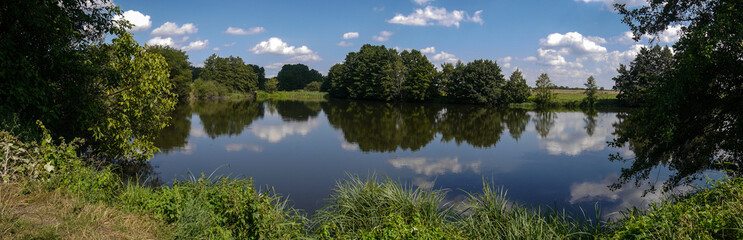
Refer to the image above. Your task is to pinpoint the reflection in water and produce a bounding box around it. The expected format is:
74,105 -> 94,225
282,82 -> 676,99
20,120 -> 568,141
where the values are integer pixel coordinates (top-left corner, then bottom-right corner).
251,118 -> 321,143
154,102 -> 192,153
224,143 -> 264,152
438,107 -> 507,148
388,157 -> 481,176
533,110 -> 556,138
194,100 -> 264,138
270,100 -> 322,122
536,112 -> 613,156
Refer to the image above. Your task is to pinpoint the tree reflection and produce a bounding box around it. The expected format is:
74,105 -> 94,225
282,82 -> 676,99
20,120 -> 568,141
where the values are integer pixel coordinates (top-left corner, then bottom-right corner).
153,102 -> 192,153
583,108 -> 597,137
194,99 -> 264,139
609,111 -> 741,192
438,106 -> 506,148
271,100 -> 322,122
504,109 -> 530,141
533,110 -> 557,138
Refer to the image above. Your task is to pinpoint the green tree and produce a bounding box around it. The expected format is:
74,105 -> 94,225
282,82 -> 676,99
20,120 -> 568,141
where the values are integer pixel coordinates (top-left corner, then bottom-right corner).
449,59 -> 506,105
505,69 -> 531,103
147,46 -> 193,100
341,44 -> 404,101
610,0 -> 743,190
436,63 -> 458,98
265,78 -> 279,93
200,54 -> 257,93
248,64 -> 266,90
277,64 -> 323,91
612,45 -> 674,106
326,63 -> 350,97
533,73 -> 554,106
583,75 -> 598,106
400,49 -> 437,101
0,0 -> 177,162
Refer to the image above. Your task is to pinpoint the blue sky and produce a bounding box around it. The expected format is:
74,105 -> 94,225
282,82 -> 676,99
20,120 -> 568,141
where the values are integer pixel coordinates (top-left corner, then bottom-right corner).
115,0 -> 678,88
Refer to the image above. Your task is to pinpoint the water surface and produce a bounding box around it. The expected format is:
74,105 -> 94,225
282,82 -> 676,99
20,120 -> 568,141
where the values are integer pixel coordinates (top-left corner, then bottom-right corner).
151,99 -> 687,217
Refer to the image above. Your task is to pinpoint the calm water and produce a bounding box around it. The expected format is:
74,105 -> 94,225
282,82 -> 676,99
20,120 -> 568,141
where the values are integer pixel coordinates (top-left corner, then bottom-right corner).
151,99 -> 689,217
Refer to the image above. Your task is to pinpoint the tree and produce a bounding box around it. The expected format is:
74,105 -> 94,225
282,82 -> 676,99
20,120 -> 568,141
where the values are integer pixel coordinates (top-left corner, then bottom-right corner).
505,69 -> 531,103
612,45 -> 674,106
265,78 -> 278,93
610,0 -> 743,190
201,54 -> 258,93
583,75 -> 598,106
304,81 -> 322,91
326,63 -> 349,97
277,64 -> 323,91
534,73 -> 554,106
0,0 -> 177,162
449,59 -> 505,105
436,63 -> 458,97
248,64 -> 266,90
400,49 -> 436,101
147,46 -> 193,100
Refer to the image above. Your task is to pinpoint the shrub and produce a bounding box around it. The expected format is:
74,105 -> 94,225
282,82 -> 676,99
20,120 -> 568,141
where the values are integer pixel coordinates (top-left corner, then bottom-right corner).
304,81 -> 322,92
1,121 -> 81,183
192,79 -> 230,99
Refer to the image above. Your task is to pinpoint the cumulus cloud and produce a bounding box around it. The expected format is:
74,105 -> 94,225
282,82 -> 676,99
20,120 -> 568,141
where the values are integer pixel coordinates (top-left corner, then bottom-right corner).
342,32 -> 359,39
225,26 -> 265,35
649,25 -> 682,43
337,41 -> 354,47
373,31 -> 394,42
387,6 -> 483,27
420,46 -> 436,54
431,51 -> 458,63
181,40 -> 209,51
146,37 -> 175,47
151,22 -> 198,36
114,10 -> 152,32
413,0 -> 434,5
287,53 -> 323,62
540,32 -> 607,56
250,37 -> 314,55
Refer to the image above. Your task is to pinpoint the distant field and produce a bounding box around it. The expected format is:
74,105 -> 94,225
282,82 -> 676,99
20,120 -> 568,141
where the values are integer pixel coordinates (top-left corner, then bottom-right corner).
551,89 -> 618,95
256,90 -> 328,101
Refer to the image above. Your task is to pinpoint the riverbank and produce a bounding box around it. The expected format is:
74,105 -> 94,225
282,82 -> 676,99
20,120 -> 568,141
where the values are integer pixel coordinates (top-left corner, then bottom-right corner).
257,90 -> 328,101
1,129 -> 740,239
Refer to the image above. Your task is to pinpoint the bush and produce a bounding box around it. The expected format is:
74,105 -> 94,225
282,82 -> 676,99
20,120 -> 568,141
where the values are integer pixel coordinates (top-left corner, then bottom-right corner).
265,78 -> 279,93
0,121 -> 81,183
304,81 -> 322,92
192,79 -> 230,99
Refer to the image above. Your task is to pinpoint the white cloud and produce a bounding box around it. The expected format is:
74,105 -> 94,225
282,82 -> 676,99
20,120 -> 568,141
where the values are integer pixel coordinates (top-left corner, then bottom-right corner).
224,42 -> 237,47
650,25 -> 682,43
373,31 -> 394,42
181,40 -> 209,51
250,37 -> 315,55
114,10 -> 152,32
413,0 -> 434,5
265,63 -> 285,69
387,6 -> 483,27
146,37 -> 175,47
225,26 -> 265,35
151,22 -> 198,36
337,41 -> 354,47
524,56 -> 537,61
613,31 -> 637,44
540,32 -> 607,55
342,32 -> 359,39
431,51 -> 458,63
420,46 -> 436,54
213,47 -> 220,51
287,53 -> 323,62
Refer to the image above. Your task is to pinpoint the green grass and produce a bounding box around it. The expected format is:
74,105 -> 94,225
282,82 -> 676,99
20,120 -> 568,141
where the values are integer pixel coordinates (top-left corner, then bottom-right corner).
257,90 -> 328,101
511,91 -> 620,109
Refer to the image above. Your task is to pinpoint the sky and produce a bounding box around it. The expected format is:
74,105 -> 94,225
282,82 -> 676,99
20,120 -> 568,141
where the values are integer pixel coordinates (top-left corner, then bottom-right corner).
115,0 -> 678,88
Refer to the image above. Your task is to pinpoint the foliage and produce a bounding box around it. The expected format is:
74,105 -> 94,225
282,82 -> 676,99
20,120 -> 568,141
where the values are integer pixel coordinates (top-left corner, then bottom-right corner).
201,54 -> 258,93
248,64 -> 266,90
264,78 -> 279,93
304,81 -> 323,91
610,0 -> 743,190
328,44 -> 405,100
611,45 -> 674,106
326,63 -> 350,97
583,76 -> 598,106
607,178 -> 743,239
533,73 -> 555,106
400,49 -> 437,101
446,59 -> 508,105
504,69 -> 531,103
119,175 -> 305,239
314,175 -> 451,239
147,46 -> 193,100
277,63 -> 323,91
0,0 -> 176,162
192,79 -> 230,99
0,122 -> 80,183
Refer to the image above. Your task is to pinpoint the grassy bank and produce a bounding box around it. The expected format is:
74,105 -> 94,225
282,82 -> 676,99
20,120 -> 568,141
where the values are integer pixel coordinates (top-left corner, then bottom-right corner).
2,129 -> 741,239
257,90 -> 328,101
511,90 -> 620,109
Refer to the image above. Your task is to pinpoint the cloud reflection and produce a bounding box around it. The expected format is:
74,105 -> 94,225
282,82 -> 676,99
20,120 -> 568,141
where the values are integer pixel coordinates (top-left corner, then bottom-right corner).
388,157 -> 481,176
224,143 -> 264,152
251,118 -> 320,143
536,112 -> 614,156
189,127 -> 207,138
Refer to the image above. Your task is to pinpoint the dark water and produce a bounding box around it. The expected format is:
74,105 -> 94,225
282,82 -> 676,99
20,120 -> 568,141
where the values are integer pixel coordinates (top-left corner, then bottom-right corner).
151,99 -> 704,217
